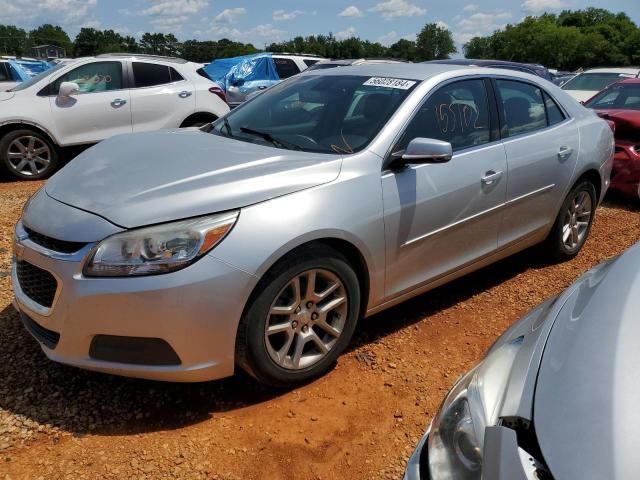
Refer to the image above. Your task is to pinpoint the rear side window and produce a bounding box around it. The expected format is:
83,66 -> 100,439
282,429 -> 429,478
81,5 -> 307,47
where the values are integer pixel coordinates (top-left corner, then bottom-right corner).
274,58 -> 300,79
132,63 -> 183,88
395,79 -> 491,152
543,92 -> 565,126
303,59 -> 319,67
496,80 -> 547,137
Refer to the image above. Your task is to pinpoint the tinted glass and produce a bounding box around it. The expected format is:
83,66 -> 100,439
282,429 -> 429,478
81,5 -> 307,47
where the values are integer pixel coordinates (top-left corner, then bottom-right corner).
543,91 -> 565,125
562,72 -> 635,91
395,79 -> 491,152
12,63 -> 65,92
133,62 -> 172,87
274,58 -> 300,79
0,63 -> 9,81
585,83 -> 640,111
211,75 -> 418,154
303,59 -> 319,67
169,67 -> 184,82
53,61 -> 122,93
496,79 -> 546,137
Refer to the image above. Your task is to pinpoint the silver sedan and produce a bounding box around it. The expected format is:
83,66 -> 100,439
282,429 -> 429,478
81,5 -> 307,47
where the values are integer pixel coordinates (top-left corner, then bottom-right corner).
12,63 -> 613,386
404,241 -> 640,480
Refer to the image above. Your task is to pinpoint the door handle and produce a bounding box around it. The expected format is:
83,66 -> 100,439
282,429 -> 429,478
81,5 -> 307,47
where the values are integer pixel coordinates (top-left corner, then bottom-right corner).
481,170 -> 503,185
558,146 -> 573,160
178,91 -> 193,98
110,98 -> 127,108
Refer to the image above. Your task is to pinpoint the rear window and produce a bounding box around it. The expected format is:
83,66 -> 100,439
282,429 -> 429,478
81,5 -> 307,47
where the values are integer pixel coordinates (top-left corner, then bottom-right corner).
585,83 -> 640,111
562,72 -> 636,92
132,63 -> 183,88
274,58 -> 300,79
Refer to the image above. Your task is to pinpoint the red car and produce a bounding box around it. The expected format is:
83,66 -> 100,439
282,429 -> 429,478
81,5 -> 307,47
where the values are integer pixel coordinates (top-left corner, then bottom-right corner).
584,78 -> 640,199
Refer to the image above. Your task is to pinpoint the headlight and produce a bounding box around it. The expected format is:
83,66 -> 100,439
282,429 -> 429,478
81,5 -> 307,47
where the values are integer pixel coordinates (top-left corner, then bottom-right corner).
428,341 -> 520,479
83,211 -> 238,277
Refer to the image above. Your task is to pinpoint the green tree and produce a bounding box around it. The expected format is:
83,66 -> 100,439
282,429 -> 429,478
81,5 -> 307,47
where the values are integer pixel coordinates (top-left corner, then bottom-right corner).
0,24 -> 28,56
415,23 -> 456,61
388,39 -> 417,61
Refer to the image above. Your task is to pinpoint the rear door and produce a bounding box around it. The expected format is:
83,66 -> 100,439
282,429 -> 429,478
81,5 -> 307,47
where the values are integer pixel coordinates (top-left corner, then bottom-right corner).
494,78 -> 579,247
47,60 -> 132,145
129,61 -> 195,132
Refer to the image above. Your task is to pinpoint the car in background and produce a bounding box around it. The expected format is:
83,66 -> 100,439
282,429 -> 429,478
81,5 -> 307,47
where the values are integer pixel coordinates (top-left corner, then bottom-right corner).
0,60 -> 19,90
404,241 -> 640,480
425,59 -> 552,81
561,67 -> 640,102
306,58 -> 407,71
0,53 -> 229,180
13,63 -> 612,387
204,53 -> 325,108
549,69 -> 575,86
584,78 -> 640,199
1,58 -> 53,91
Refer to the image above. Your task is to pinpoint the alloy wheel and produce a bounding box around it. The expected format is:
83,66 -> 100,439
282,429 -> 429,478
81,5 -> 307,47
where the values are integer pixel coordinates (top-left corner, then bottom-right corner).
264,268 -> 348,370
6,136 -> 52,177
562,190 -> 592,251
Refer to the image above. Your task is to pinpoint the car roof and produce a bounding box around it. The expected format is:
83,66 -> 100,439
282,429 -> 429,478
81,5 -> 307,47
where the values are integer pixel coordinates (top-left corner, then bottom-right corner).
580,67 -> 640,74
95,53 -> 189,64
427,58 -> 544,68
304,62 -> 477,80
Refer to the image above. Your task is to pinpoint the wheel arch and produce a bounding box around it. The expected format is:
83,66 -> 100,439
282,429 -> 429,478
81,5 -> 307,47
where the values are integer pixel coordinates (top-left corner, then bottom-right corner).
573,168 -> 602,203
179,112 -> 219,128
0,121 -> 60,146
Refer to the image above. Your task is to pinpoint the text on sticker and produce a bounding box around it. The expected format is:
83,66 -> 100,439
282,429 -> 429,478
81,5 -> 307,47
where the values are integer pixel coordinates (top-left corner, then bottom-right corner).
363,77 -> 417,90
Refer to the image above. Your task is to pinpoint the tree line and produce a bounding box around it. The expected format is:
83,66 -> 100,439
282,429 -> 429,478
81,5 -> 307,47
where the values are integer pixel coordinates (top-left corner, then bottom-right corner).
464,8 -> 640,70
1,8 -> 637,69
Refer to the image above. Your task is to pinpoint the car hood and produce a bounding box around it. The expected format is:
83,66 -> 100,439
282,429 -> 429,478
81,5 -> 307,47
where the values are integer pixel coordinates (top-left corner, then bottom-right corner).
595,109 -> 640,141
534,242 -> 640,480
45,129 -> 343,228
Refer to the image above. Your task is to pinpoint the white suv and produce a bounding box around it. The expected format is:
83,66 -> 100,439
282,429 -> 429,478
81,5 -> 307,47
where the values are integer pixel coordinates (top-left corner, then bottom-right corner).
0,54 -> 229,180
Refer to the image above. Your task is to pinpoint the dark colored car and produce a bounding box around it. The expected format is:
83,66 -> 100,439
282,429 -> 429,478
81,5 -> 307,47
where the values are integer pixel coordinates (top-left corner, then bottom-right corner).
425,59 -> 552,81
585,78 -> 640,199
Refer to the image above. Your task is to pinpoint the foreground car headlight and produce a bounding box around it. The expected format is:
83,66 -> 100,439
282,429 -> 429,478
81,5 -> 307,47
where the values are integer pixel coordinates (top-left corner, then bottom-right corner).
84,211 -> 238,277
428,340 -> 521,480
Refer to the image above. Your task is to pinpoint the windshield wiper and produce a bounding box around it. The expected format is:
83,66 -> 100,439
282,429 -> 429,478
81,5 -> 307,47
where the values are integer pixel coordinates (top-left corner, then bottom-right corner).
239,127 -> 301,151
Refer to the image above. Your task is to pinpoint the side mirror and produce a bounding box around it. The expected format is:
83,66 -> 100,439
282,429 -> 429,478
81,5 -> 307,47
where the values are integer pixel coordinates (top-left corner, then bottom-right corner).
58,81 -> 79,97
392,138 -> 453,169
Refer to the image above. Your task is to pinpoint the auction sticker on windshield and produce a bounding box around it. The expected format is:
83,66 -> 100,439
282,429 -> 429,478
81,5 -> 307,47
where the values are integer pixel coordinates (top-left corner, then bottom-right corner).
363,77 -> 417,90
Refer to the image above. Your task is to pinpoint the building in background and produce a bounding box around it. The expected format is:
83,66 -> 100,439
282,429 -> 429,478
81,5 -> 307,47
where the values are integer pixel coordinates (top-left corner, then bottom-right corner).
31,45 -> 65,59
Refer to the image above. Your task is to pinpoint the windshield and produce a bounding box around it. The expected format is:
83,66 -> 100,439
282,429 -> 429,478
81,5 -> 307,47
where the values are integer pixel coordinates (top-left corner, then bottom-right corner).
210,74 -> 418,154
9,63 -> 66,92
562,72 -> 636,92
584,83 -> 640,111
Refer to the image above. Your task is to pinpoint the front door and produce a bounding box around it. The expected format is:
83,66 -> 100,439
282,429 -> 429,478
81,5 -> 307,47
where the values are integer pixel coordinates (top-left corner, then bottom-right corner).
48,61 -> 131,145
382,78 -> 507,298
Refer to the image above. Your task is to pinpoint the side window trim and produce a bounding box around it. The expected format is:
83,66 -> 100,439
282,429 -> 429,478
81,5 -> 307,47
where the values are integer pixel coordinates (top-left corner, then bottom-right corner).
382,75 -> 498,171
491,76 -> 571,141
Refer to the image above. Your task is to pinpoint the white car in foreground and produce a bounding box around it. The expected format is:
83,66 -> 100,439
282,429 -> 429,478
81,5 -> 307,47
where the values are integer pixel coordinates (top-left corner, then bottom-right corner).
0,54 -> 229,180
561,67 -> 640,102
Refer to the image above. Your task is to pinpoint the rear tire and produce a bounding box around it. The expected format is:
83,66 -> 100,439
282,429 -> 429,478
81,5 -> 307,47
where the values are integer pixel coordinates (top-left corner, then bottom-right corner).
544,180 -> 596,261
0,129 -> 58,180
236,244 -> 360,387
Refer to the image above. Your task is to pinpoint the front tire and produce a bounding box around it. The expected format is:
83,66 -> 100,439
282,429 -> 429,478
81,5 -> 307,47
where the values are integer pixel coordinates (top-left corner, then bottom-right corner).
236,244 -> 361,387
544,180 -> 596,261
0,129 -> 58,180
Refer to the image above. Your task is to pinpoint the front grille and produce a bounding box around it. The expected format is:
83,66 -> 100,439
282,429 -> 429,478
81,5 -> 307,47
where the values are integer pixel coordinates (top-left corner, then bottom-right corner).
16,261 -> 58,308
19,312 -> 60,349
24,226 -> 87,254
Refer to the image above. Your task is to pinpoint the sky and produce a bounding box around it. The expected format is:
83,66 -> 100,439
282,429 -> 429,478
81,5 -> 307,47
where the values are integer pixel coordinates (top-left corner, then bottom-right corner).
1,0 -> 639,53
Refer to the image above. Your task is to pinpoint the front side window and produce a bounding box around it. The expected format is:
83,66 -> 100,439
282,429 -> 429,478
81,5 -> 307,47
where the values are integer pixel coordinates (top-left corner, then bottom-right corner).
394,79 -> 491,153
210,74 -> 418,154
562,72 -> 635,92
584,83 -> 640,111
52,61 -> 123,94
274,58 -> 300,79
496,79 -> 547,138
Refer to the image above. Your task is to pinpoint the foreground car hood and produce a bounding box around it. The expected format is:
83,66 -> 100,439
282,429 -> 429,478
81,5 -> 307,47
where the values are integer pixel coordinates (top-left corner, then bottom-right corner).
564,89 -> 596,102
534,243 -> 640,480
46,130 -> 342,228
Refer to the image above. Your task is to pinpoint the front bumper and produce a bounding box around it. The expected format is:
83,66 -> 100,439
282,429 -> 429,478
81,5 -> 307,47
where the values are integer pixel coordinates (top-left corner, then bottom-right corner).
12,222 -> 256,382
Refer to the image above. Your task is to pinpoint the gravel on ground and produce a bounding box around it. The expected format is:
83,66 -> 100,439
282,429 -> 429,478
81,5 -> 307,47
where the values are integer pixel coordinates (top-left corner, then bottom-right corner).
0,180 -> 638,480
